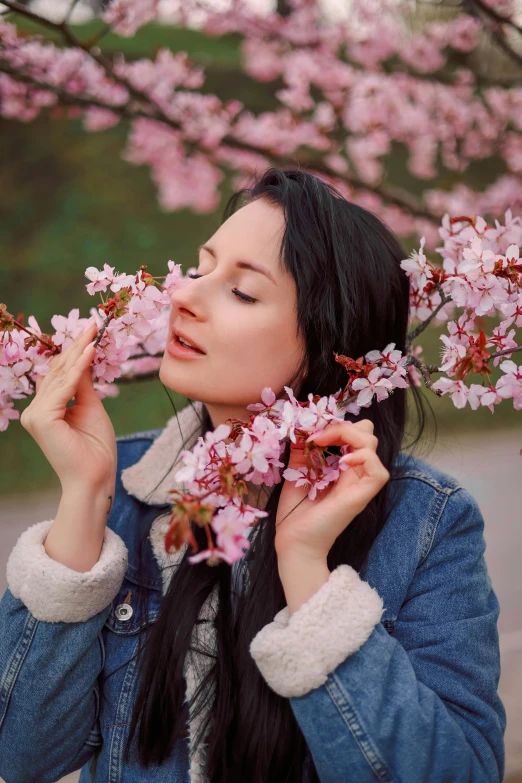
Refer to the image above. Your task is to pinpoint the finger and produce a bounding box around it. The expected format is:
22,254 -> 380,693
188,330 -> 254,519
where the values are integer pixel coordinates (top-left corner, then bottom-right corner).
32,333 -> 97,408
307,418 -> 373,442
309,422 -> 378,451
46,341 -> 98,410
34,370 -> 48,395
34,351 -> 60,394
74,353 -> 100,405
355,418 -> 374,434
52,321 -> 98,372
340,448 -> 390,481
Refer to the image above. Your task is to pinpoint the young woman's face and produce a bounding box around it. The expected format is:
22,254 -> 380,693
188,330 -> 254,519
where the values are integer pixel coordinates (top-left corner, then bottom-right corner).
159,198 -> 306,428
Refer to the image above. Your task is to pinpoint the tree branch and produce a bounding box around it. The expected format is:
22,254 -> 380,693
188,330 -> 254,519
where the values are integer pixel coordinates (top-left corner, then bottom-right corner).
4,0 -> 519,225
489,344 -> 522,362
402,343 -> 522,399
1,0 -> 81,47
405,287 -> 454,351
404,354 -> 444,394
468,0 -> 522,37
63,0 -> 81,25
0,59 -> 156,121
463,0 -> 522,70
0,66 -> 439,223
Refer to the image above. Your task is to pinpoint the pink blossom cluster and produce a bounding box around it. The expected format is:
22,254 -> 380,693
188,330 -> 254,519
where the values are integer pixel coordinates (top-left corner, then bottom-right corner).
1,1 -> 522,241
169,386 -> 354,565
0,260 -> 186,426
0,18 -> 128,121
400,209 -> 522,412
200,0 -> 522,226
102,0 -> 159,38
1,209 -> 521,565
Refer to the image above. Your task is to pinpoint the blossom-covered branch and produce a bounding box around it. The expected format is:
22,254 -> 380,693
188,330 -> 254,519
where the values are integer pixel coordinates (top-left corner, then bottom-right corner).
1,0 -> 521,241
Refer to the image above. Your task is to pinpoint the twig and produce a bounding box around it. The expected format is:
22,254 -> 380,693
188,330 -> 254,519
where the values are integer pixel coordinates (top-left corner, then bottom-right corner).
489,344 -> 522,362
463,0 -> 522,71
63,0 -> 81,25
404,354 -> 444,394
402,341 -> 522,398
125,351 -> 163,361
468,0 -> 522,37
92,311 -> 114,347
10,319 -> 57,352
405,286 -> 454,352
0,0 -> 81,48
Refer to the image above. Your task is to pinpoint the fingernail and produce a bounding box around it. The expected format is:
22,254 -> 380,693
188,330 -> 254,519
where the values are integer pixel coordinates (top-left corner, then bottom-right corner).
82,340 -> 95,354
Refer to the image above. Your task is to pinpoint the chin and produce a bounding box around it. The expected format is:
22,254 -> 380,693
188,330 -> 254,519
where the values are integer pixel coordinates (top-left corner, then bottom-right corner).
158,359 -> 200,398
158,361 -> 219,406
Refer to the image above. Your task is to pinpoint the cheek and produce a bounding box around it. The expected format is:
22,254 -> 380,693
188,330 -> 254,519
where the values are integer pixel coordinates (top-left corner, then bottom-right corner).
215,304 -> 302,379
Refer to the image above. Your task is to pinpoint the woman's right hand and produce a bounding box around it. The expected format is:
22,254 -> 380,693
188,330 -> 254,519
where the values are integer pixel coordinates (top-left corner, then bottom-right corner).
20,320 -> 118,490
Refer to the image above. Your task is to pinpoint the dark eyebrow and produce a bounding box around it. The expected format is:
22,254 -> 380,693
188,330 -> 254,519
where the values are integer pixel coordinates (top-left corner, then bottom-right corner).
198,244 -> 277,286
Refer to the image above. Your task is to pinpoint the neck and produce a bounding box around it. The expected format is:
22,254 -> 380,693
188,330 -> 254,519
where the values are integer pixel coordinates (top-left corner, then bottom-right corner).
204,402 -> 252,430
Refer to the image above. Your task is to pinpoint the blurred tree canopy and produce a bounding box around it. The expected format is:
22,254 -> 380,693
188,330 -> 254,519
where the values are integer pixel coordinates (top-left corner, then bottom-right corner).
0,18 -> 518,495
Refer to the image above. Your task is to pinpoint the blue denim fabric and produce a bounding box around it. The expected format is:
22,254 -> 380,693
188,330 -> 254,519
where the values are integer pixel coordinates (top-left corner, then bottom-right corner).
0,430 -> 506,783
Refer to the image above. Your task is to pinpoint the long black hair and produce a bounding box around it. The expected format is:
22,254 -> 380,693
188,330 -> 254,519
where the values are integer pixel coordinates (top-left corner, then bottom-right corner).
117,167 -> 435,781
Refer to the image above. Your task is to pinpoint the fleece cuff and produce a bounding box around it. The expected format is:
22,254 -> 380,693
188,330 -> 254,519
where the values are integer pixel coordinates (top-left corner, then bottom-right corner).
250,564 -> 384,698
6,518 -> 128,623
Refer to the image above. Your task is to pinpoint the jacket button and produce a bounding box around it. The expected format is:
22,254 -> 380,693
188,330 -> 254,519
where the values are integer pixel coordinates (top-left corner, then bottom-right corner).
115,603 -> 134,621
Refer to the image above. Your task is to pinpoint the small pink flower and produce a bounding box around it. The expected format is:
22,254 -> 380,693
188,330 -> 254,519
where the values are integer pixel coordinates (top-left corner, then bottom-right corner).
51,308 -> 83,348
0,396 -> 20,431
351,367 -> 394,407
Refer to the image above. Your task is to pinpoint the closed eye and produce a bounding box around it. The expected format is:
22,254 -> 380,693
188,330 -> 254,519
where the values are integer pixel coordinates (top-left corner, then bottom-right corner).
186,272 -> 257,303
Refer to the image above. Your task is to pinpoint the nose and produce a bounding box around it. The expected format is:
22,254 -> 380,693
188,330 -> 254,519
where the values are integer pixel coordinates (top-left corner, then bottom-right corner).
169,283 -> 201,324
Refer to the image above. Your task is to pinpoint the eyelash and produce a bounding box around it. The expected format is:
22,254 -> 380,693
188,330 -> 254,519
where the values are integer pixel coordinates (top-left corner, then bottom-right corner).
186,272 -> 257,304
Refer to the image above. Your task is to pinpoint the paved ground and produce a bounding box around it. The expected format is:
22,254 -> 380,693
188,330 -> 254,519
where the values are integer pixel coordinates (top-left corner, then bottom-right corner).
1,428 -> 521,782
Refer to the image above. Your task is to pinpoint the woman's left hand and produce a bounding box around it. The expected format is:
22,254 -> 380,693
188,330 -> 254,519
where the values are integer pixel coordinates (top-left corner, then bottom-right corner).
274,419 -> 390,564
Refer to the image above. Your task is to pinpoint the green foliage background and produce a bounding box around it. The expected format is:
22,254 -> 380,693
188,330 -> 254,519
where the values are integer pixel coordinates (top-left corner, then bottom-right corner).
0,21 -> 518,496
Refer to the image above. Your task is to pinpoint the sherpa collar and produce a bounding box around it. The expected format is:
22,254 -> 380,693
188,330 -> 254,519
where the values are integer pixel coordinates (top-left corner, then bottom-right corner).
120,400 -> 217,783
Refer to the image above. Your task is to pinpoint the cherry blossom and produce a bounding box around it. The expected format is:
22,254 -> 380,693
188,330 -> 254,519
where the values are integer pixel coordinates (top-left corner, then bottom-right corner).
496,360 -> 522,410
102,0 -> 159,38
351,367 -> 395,407
430,377 -> 471,408
50,308 -> 84,348
0,396 -> 19,431
439,334 -> 468,374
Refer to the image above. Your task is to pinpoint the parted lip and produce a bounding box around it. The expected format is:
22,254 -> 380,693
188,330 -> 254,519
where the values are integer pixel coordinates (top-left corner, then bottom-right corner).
171,326 -> 206,354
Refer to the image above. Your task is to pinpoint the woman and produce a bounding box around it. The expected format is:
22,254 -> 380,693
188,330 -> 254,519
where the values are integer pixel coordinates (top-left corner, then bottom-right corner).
0,168 -> 505,783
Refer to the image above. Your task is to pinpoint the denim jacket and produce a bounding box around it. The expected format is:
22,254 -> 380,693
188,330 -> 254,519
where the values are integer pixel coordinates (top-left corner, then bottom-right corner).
0,401 -> 506,783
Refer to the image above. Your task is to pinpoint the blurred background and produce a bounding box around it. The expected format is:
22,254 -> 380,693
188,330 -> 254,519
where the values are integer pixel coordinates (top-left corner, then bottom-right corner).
1,0 -> 521,780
